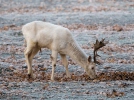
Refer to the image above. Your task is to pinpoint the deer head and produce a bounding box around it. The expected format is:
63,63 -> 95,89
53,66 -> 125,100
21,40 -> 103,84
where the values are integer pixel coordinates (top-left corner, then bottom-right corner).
86,56 -> 96,79
85,39 -> 107,79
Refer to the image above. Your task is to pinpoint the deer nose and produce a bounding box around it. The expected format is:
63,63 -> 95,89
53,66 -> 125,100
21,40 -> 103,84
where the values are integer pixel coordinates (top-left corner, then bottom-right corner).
95,75 -> 97,78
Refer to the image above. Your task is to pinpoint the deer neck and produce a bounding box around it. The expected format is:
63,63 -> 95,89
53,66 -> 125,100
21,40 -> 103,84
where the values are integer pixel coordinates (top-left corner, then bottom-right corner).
67,41 -> 88,69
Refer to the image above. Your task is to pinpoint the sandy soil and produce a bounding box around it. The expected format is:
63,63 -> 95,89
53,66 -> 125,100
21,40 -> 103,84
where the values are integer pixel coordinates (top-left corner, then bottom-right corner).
0,0 -> 134,99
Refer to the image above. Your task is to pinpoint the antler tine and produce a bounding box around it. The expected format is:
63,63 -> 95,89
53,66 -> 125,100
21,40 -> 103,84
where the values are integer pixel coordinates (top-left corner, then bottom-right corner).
96,39 -> 99,43
101,38 -> 105,42
93,38 -> 107,64
101,38 -> 109,45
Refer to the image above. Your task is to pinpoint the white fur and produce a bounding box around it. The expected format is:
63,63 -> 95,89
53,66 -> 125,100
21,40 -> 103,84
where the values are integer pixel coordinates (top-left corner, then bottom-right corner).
22,21 -> 96,81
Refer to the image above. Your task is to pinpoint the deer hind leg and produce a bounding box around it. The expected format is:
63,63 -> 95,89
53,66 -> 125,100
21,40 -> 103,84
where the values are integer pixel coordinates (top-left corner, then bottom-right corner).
24,40 -> 38,78
60,54 -> 71,78
28,46 -> 40,78
51,50 -> 58,81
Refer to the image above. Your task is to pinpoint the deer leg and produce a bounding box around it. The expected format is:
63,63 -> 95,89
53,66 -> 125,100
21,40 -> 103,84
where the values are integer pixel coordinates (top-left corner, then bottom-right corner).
28,47 -> 40,78
24,47 -> 33,78
24,41 -> 36,78
60,54 -> 71,78
51,50 -> 58,81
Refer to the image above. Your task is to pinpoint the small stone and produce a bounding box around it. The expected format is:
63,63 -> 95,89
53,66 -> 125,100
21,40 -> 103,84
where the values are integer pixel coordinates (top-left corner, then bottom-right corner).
22,65 -> 27,69
93,79 -> 99,83
113,25 -> 123,32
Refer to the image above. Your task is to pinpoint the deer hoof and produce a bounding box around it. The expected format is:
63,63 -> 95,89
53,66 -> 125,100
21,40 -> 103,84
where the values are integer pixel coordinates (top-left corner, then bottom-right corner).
50,79 -> 55,82
67,74 -> 71,78
28,74 -> 31,79
28,74 -> 34,79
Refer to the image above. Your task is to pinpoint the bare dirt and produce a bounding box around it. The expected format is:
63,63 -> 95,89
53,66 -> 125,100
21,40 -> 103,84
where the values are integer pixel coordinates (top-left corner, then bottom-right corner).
0,0 -> 134,99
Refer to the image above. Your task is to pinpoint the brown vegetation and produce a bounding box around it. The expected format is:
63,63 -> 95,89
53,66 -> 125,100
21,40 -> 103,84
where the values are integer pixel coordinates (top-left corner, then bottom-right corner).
1,67 -> 134,83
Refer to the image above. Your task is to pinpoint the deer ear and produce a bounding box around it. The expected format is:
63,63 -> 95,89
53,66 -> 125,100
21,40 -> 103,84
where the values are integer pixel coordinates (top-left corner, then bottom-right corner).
88,56 -> 92,62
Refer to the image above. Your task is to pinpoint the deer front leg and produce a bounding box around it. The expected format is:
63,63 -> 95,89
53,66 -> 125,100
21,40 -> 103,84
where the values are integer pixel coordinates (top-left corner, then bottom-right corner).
51,51 -> 58,81
60,54 -> 71,78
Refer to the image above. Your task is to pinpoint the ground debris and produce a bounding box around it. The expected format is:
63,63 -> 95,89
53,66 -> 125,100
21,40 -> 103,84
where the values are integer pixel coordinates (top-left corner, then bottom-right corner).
96,71 -> 134,81
43,84 -> 49,90
118,83 -> 130,88
113,24 -> 123,32
1,67 -> 134,82
106,89 -> 125,98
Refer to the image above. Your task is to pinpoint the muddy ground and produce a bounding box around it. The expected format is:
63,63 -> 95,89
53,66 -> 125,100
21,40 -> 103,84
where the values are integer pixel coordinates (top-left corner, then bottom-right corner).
0,0 -> 134,99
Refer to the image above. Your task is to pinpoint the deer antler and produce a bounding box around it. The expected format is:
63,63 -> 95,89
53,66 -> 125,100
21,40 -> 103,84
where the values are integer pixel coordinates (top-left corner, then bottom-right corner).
93,38 -> 108,64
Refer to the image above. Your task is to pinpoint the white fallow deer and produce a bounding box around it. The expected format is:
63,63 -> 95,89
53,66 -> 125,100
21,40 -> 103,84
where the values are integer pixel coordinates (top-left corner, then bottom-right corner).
22,21 -> 107,81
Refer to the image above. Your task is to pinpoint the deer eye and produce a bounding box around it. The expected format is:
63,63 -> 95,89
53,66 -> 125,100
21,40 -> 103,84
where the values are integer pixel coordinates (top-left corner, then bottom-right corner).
91,67 -> 94,70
